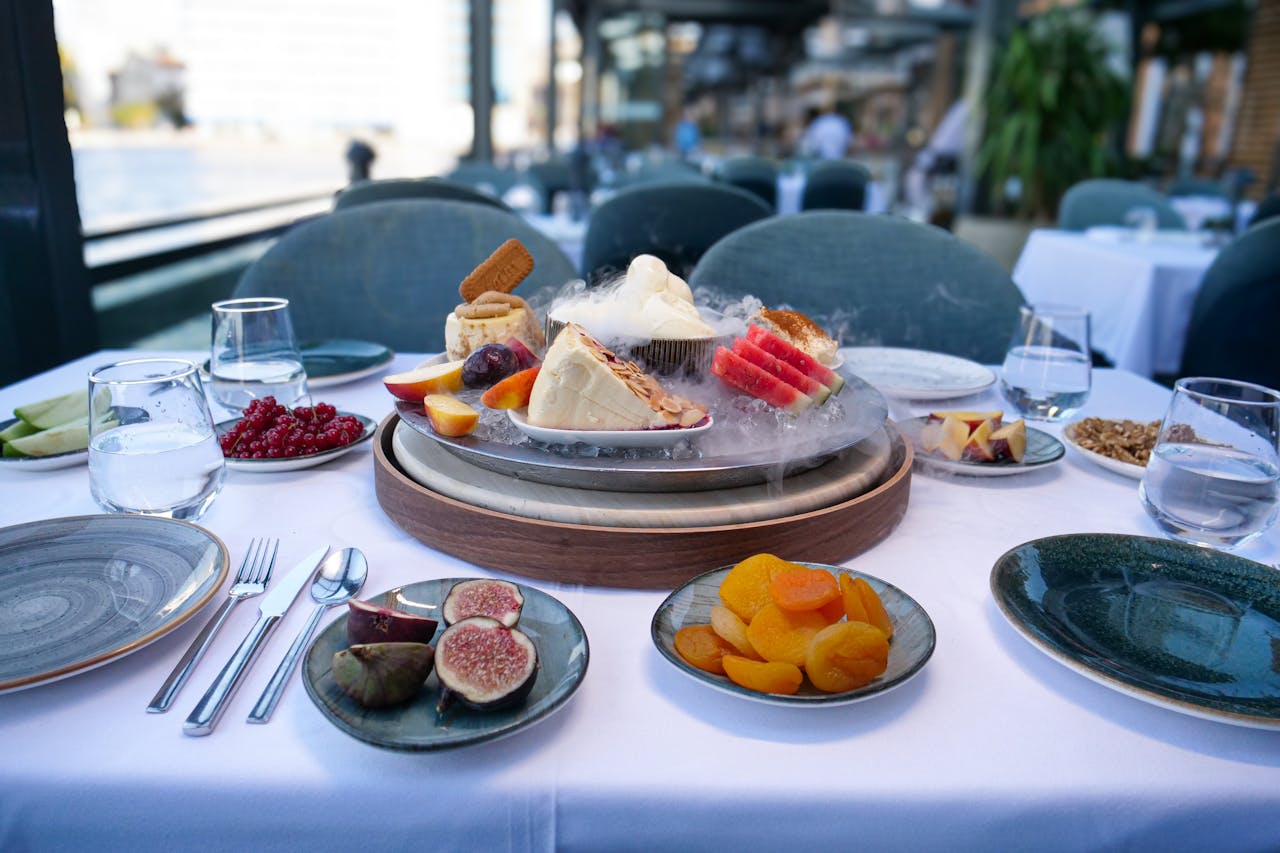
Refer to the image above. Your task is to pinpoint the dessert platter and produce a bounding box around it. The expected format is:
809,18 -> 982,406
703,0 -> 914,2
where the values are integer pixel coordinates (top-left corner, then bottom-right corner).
373,245 -> 914,587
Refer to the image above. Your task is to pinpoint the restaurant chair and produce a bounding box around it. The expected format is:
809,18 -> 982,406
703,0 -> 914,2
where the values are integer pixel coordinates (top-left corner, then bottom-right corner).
1057,179 -> 1187,231
232,199 -> 578,353
689,211 -> 1023,363
801,160 -> 871,211
716,156 -> 778,209
333,177 -> 511,212
621,160 -> 708,186
1248,194 -> 1280,229
527,158 -> 577,215
1167,177 -> 1227,198
1177,218 -> 1280,391
580,182 -> 772,283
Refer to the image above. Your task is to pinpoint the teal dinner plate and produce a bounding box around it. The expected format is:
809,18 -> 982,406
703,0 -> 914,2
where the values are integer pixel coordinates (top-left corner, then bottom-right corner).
201,340 -> 393,389
0,515 -> 228,693
991,534 -> 1280,729
303,579 -> 589,751
651,562 -> 935,706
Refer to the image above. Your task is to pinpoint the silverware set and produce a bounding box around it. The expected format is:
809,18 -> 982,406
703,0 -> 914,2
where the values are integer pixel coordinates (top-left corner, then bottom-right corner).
147,539 -> 367,735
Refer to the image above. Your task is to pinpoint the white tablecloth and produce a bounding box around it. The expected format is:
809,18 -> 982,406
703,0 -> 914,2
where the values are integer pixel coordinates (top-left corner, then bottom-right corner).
3,351 -> 1280,852
1012,229 -> 1218,377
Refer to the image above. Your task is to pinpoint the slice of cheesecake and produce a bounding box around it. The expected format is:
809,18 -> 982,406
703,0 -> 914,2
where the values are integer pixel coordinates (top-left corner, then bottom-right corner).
527,323 -> 707,431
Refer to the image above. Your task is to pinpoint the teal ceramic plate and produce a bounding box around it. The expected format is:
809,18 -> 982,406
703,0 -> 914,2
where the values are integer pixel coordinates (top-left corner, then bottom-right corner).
991,534 -> 1280,729
201,339 -> 393,389
215,411 -> 376,472
651,563 -> 935,707
898,416 -> 1064,477
303,579 -> 589,751
0,515 -> 228,693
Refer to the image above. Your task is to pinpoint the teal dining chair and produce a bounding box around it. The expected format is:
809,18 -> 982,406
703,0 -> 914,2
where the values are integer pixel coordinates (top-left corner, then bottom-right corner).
1248,194 -> 1280,229
1177,218 -> 1280,391
580,182 -> 773,282
1057,179 -> 1186,231
716,156 -> 778,209
232,199 -> 578,353
801,160 -> 871,211
689,211 -> 1024,363
334,177 -> 511,212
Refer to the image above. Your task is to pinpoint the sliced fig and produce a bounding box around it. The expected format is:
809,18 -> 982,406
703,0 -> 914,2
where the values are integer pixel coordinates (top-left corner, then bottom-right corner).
346,599 -> 439,646
441,579 -> 524,627
332,642 -> 435,709
434,616 -> 538,713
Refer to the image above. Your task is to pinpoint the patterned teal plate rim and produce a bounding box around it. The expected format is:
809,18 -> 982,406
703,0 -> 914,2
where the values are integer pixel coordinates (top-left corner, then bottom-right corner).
991,533 -> 1280,729
302,578 -> 589,751
651,562 -> 936,707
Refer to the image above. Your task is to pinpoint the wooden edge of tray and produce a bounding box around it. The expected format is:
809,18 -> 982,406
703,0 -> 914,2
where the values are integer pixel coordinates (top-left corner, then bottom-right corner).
373,414 -> 914,590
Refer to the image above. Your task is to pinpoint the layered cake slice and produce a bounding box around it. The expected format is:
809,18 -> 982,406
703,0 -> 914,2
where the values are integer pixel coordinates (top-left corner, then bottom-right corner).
527,323 -> 708,431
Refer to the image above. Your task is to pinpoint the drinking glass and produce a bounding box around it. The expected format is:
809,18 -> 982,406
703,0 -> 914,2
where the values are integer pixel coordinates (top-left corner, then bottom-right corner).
88,358 -> 226,521
999,304 -> 1092,421
210,297 -> 308,410
1124,205 -> 1158,242
1139,377 -> 1280,550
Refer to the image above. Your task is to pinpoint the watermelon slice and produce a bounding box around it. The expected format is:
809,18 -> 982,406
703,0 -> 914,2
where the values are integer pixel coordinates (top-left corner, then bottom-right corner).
711,347 -> 813,415
745,325 -> 845,394
731,338 -> 831,405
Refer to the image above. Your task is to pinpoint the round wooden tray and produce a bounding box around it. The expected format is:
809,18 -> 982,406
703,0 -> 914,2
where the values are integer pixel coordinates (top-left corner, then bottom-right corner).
373,414 -> 913,589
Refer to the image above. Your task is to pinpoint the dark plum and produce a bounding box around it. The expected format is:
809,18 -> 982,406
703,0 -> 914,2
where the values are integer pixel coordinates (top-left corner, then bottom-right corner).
461,344 -> 519,388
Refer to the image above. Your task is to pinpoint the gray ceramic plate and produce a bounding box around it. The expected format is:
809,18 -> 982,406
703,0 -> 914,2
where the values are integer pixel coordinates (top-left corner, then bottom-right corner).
651,562 -> 935,706
898,416 -> 1064,477
303,578 -> 589,751
841,347 -> 996,400
0,514 -> 229,693
991,534 -> 1280,729
215,412 -> 376,472
0,417 -> 89,471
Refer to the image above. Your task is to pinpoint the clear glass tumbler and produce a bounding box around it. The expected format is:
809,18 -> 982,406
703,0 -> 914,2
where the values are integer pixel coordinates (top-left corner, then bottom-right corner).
210,297 -> 308,411
1139,377 -> 1280,550
88,358 -> 226,521
999,304 -> 1092,421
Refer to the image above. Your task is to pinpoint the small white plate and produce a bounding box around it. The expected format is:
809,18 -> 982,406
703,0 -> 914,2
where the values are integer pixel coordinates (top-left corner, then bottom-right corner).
1061,421 -> 1147,480
0,418 -> 88,471
898,416 -> 1064,477
841,347 -> 996,400
507,409 -> 712,449
215,412 -> 376,472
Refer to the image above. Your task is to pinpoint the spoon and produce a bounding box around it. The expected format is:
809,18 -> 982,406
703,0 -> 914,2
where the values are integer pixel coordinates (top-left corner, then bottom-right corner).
246,547 -> 368,724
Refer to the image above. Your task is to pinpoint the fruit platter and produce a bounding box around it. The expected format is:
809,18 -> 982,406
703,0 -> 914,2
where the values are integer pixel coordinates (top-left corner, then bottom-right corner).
372,243 -> 915,588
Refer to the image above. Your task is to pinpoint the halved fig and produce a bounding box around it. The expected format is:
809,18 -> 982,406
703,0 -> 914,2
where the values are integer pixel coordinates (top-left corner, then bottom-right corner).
434,616 -> 538,712
332,642 -> 435,708
441,579 -> 524,627
346,599 -> 439,646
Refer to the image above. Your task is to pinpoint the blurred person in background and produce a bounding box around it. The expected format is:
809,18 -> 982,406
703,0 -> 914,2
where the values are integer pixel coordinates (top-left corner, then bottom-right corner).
799,103 -> 854,160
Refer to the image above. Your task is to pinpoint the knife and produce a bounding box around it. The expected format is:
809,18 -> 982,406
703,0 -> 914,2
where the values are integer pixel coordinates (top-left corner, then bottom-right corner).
183,546 -> 329,736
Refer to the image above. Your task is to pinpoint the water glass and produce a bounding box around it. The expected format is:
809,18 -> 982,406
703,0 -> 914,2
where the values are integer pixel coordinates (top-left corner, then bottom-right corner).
1124,205 -> 1159,242
1139,377 -> 1280,550
88,358 -> 226,521
210,297 -> 308,410
999,304 -> 1092,421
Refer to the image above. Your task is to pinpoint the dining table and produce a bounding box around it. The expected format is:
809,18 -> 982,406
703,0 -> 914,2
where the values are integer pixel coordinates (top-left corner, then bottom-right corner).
2,349 -> 1279,852
1012,228 -> 1219,378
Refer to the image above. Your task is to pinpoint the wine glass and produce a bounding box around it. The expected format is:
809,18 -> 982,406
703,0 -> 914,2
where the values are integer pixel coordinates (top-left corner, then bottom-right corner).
1139,377 -> 1280,550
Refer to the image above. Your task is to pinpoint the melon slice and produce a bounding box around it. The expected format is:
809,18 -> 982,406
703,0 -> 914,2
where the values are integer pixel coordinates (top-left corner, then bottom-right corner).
745,325 -> 845,394
711,348 -> 814,415
731,338 -> 831,405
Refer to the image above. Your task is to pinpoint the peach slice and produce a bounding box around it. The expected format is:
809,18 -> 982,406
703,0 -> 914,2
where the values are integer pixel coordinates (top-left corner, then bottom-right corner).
480,366 -> 541,410
928,410 -> 1003,432
937,415 -> 970,461
961,418 -> 997,462
989,418 -> 1027,463
384,361 -> 465,402
423,394 -> 479,437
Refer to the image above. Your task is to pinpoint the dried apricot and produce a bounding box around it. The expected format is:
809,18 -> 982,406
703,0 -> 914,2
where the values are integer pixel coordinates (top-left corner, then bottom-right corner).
722,655 -> 803,695
854,577 -> 894,638
745,603 -> 829,667
718,553 -> 803,623
805,621 -> 890,693
839,573 -> 870,624
674,625 -> 736,675
818,596 -> 847,624
768,568 -> 840,612
710,604 -> 761,660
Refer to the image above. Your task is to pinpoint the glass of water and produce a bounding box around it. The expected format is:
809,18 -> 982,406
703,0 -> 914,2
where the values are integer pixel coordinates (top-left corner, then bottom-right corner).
1140,377 -> 1280,550
999,304 -> 1092,421
88,358 -> 226,521
210,297 -> 308,410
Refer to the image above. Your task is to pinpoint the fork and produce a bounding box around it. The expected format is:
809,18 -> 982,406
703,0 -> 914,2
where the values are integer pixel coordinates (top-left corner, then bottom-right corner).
146,538 -> 279,713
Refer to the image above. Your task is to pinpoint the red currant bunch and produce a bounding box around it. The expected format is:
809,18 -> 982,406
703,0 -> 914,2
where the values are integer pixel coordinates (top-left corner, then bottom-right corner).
219,397 -> 364,459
